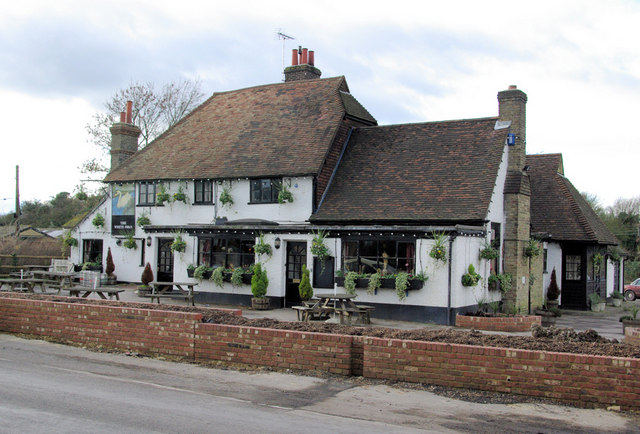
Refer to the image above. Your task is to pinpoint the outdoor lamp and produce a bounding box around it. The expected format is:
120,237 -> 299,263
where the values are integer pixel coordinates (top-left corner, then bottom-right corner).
274,237 -> 281,249
146,236 -> 152,247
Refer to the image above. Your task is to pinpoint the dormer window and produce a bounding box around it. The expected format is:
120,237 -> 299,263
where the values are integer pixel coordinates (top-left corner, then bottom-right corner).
250,178 -> 281,204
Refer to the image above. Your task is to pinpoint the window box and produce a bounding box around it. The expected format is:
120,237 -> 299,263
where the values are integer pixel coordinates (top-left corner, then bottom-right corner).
335,276 -> 423,291
222,271 -> 254,285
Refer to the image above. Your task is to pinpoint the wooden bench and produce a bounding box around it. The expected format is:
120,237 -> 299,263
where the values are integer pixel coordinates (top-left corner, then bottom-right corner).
148,293 -> 194,304
292,304 -> 334,321
336,305 -> 376,325
67,287 -> 125,300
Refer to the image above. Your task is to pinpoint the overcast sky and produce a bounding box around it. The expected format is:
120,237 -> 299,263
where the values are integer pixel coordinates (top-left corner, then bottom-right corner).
1,0 -> 639,216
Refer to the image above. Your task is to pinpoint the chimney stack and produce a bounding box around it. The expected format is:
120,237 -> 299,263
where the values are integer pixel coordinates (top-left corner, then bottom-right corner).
498,85 -> 527,172
284,47 -> 322,82
110,100 -> 141,172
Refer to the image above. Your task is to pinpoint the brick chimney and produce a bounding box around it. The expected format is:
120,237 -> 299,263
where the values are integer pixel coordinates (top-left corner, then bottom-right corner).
109,100 -> 141,172
498,85 -> 534,314
284,47 -> 322,82
498,85 -> 527,172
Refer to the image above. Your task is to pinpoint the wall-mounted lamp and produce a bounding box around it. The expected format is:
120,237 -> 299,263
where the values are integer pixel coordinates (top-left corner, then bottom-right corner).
116,239 -> 122,246
274,237 -> 281,249
146,236 -> 152,247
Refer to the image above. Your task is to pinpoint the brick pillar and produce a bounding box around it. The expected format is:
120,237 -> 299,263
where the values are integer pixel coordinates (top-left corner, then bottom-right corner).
499,86 -> 532,313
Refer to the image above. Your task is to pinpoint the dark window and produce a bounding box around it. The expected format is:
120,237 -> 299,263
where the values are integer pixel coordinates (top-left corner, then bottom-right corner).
198,236 -> 255,269
490,222 -> 501,274
250,179 -> 281,204
82,239 -> 103,263
342,239 -> 415,275
543,249 -> 548,273
138,182 -> 156,205
194,180 -> 213,204
566,255 -> 581,280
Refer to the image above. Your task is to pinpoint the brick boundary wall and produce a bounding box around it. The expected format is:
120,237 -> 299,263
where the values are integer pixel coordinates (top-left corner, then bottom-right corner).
363,337 -> 640,411
194,323 -> 354,375
626,327 -> 640,346
0,297 -> 201,358
1,296 -> 639,411
456,314 -> 541,332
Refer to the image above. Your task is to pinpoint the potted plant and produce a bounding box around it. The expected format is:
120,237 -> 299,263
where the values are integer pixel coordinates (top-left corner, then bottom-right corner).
589,292 -> 605,312
156,183 -> 171,205
193,264 -> 213,281
254,233 -> 272,258
429,232 -> 447,263
92,213 -> 105,229
299,265 -> 313,301
123,234 -> 137,250
395,271 -> 410,301
534,305 -> 561,327
105,247 -> 117,284
230,268 -> 244,287
62,231 -> 78,249
487,274 -> 500,291
479,240 -> 499,261
310,230 -> 330,270
186,264 -> 196,277
137,214 -> 151,227
219,186 -> 233,208
170,233 -> 187,253
620,305 -> 640,334
592,252 -> 604,275
461,264 -> 481,287
368,271 -> 382,295
251,263 -> 270,309
546,268 -> 561,308
524,238 -> 542,257
173,185 -> 188,203
344,271 -> 358,296
138,262 -> 154,296
210,266 -> 225,288
611,290 -> 624,307
335,269 -> 345,287
277,184 -> 294,204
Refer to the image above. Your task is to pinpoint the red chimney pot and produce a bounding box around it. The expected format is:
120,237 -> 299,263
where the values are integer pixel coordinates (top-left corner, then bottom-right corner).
291,49 -> 298,66
126,101 -> 133,123
301,48 -> 308,64
120,111 -> 126,122
308,50 -> 315,66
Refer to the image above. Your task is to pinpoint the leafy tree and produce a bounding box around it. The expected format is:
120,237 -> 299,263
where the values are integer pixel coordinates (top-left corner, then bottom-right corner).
83,79 -> 205,174
105,247 -> 115,276
251,263 -> 269,299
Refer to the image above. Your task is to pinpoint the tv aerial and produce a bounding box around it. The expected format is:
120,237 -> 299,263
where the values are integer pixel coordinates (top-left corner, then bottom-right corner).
276,30 -> 295,72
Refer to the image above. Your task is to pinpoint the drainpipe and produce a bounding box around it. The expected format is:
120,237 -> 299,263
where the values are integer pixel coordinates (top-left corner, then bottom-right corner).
447,233 -> 456,325
213,182 -> 218,220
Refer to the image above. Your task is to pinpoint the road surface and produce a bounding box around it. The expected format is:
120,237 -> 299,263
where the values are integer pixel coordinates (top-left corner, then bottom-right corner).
0,334 -> 638,433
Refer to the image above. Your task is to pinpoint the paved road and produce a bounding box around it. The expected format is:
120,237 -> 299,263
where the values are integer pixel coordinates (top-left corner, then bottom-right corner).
1,334 -> 639,433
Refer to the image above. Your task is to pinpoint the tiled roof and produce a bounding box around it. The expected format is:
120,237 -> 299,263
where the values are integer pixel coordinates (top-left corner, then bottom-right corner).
105,76 -> 371,182
527,154 -> 617,245
312,117 -> 508,223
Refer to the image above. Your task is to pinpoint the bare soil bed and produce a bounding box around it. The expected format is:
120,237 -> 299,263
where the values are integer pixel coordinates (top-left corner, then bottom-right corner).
5,294 -> 640,359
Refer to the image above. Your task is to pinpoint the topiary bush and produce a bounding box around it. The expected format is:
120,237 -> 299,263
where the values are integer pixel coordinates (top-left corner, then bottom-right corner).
141,262 -> 154,286
251,263 -> 269,299
298,265 -> 313,300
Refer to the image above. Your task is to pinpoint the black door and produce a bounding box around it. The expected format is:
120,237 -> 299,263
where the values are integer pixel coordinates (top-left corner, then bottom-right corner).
285,242 -> 307,307
157,238 -> 174,284
561,247 -> 587,309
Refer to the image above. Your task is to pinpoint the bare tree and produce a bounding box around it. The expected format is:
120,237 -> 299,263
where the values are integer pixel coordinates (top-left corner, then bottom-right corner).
82,79 -> 205,174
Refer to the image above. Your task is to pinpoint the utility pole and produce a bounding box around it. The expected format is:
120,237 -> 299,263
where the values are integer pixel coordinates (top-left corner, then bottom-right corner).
14,165 -> 20,236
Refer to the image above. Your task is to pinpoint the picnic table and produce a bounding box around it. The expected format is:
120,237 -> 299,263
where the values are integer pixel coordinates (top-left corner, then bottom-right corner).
0,278 -> 49,293
148,281 -> 198,306
63,285 -> 125,300
296,293 -> 375,325
32,271 -> 77,293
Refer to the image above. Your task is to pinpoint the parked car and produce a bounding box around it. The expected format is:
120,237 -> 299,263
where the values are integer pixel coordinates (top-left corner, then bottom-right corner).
623,278 -> 640,301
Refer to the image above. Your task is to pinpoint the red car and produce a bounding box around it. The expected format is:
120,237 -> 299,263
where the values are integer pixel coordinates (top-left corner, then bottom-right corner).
624,278 -> 640,301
